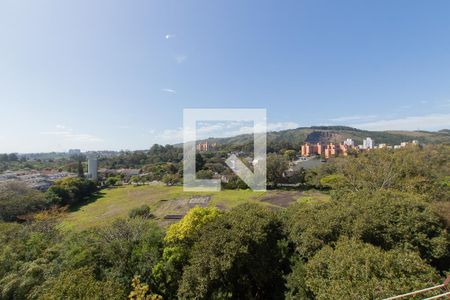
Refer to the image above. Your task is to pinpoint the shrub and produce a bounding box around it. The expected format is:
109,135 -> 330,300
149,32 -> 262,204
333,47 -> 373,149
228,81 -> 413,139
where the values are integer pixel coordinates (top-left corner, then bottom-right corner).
128,205 -> 154,219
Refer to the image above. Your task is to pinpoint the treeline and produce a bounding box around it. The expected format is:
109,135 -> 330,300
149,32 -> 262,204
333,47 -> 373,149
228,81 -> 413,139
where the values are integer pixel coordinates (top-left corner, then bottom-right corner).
314,144 -> 450,201
0,178 -> 97,222
0,154 -> 19,162
99,145 -> 183,169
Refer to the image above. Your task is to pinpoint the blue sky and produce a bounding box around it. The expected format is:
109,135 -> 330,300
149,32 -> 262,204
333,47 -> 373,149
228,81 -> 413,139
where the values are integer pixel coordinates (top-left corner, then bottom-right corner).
1,0 -> 450,153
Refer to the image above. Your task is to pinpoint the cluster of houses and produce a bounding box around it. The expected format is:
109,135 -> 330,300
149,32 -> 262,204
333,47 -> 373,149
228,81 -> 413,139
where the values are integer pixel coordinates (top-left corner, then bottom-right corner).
0,167 -> 152,191
300,138 -> 420,158
196,141 -> 219,152
0,170 -> 77,191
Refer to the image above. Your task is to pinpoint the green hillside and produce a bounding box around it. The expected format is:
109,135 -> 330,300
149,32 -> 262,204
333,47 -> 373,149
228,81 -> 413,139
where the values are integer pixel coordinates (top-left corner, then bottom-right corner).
194,126 -> 450,149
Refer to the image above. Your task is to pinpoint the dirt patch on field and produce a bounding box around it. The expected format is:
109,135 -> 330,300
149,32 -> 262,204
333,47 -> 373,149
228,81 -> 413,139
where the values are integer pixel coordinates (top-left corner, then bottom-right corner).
154,198 -> 190,217
260,191 -> 301,208
188,196 -> 211,208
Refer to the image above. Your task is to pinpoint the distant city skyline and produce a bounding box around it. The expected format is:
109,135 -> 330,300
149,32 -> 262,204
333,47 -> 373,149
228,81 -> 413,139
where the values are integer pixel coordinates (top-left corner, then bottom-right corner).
1,0 -> 450,153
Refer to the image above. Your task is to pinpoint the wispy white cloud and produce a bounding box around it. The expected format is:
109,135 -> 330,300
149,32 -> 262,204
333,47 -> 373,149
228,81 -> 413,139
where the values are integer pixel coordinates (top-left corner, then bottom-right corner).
267,122 -> 299,131
156,128 -> 184,144
165,34 -> 175,39
40,126 -> 103,143
175,55 -> 187,64
40,130 -> 72,136
352,113 -> 450,131
162,88 -> 176,94
65,133 -> 103,142
330,115 -> 377,122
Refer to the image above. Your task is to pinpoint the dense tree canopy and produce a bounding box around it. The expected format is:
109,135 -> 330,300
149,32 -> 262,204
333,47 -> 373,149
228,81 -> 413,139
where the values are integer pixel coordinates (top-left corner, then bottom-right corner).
0,182 -> 48,221
305,238 -> 439,300
45,177 -> 97,206
318,145 -> 450,201
178,204 -> 289,299
285,190 -> 449,264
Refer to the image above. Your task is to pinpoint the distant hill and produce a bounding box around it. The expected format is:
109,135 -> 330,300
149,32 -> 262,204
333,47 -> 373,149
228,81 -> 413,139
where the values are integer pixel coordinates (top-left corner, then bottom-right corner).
189,126 -> 450,149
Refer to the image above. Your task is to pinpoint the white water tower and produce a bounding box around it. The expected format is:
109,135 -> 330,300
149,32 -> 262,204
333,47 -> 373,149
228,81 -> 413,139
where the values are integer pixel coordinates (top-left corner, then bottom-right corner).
87,155 -> 98,181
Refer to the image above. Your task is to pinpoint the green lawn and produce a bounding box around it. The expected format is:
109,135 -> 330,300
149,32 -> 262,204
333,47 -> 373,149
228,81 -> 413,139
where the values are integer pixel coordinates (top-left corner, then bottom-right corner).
60,184 -> 329,231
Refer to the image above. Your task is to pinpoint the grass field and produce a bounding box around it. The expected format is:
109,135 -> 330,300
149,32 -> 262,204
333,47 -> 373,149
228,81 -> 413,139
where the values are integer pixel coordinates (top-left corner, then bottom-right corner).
60,184 -> 330,231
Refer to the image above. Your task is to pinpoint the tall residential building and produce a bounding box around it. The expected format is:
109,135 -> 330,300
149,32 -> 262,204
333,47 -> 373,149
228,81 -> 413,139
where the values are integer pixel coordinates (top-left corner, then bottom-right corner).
87,155 -> 98,181
324,143 -> 337,159
343,139 -> 354,147
301,143 -> 313,156
362,137 -> 374,149
316,143 -> 324,156
301,143 -> 323,157
338,144 -> 349,156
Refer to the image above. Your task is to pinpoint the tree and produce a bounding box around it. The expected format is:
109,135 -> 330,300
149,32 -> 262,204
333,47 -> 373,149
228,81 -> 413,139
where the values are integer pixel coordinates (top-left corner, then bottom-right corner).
284,150 -> 297,161
77,160 -> 84,178
38,267 -> 125,300
196,169 -> 213,179
130,175 -> 142,185
284,259 -> 311,300
286,167 -> 307,185
45,177 -> 97,206
267,154 -> 288,188
178,204 -> 289,299
319,174 -> 346,189
222,174 -> 249,189
7,153 -> 19,162
161,174 -> 180,186
195,153 -> 205,171
105,176 -> 121,186
305,238 -> 439,300
152,207 -> 221,299
129,276 -> 162,300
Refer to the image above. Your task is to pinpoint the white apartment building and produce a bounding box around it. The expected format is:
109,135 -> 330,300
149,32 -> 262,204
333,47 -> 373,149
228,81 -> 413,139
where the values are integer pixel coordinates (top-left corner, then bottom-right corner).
362,137 -> 374,149
343,138 -> 354,147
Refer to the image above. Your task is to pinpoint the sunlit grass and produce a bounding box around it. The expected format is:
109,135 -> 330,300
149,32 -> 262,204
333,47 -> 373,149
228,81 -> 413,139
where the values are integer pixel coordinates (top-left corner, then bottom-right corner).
60,185 -> 330,231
